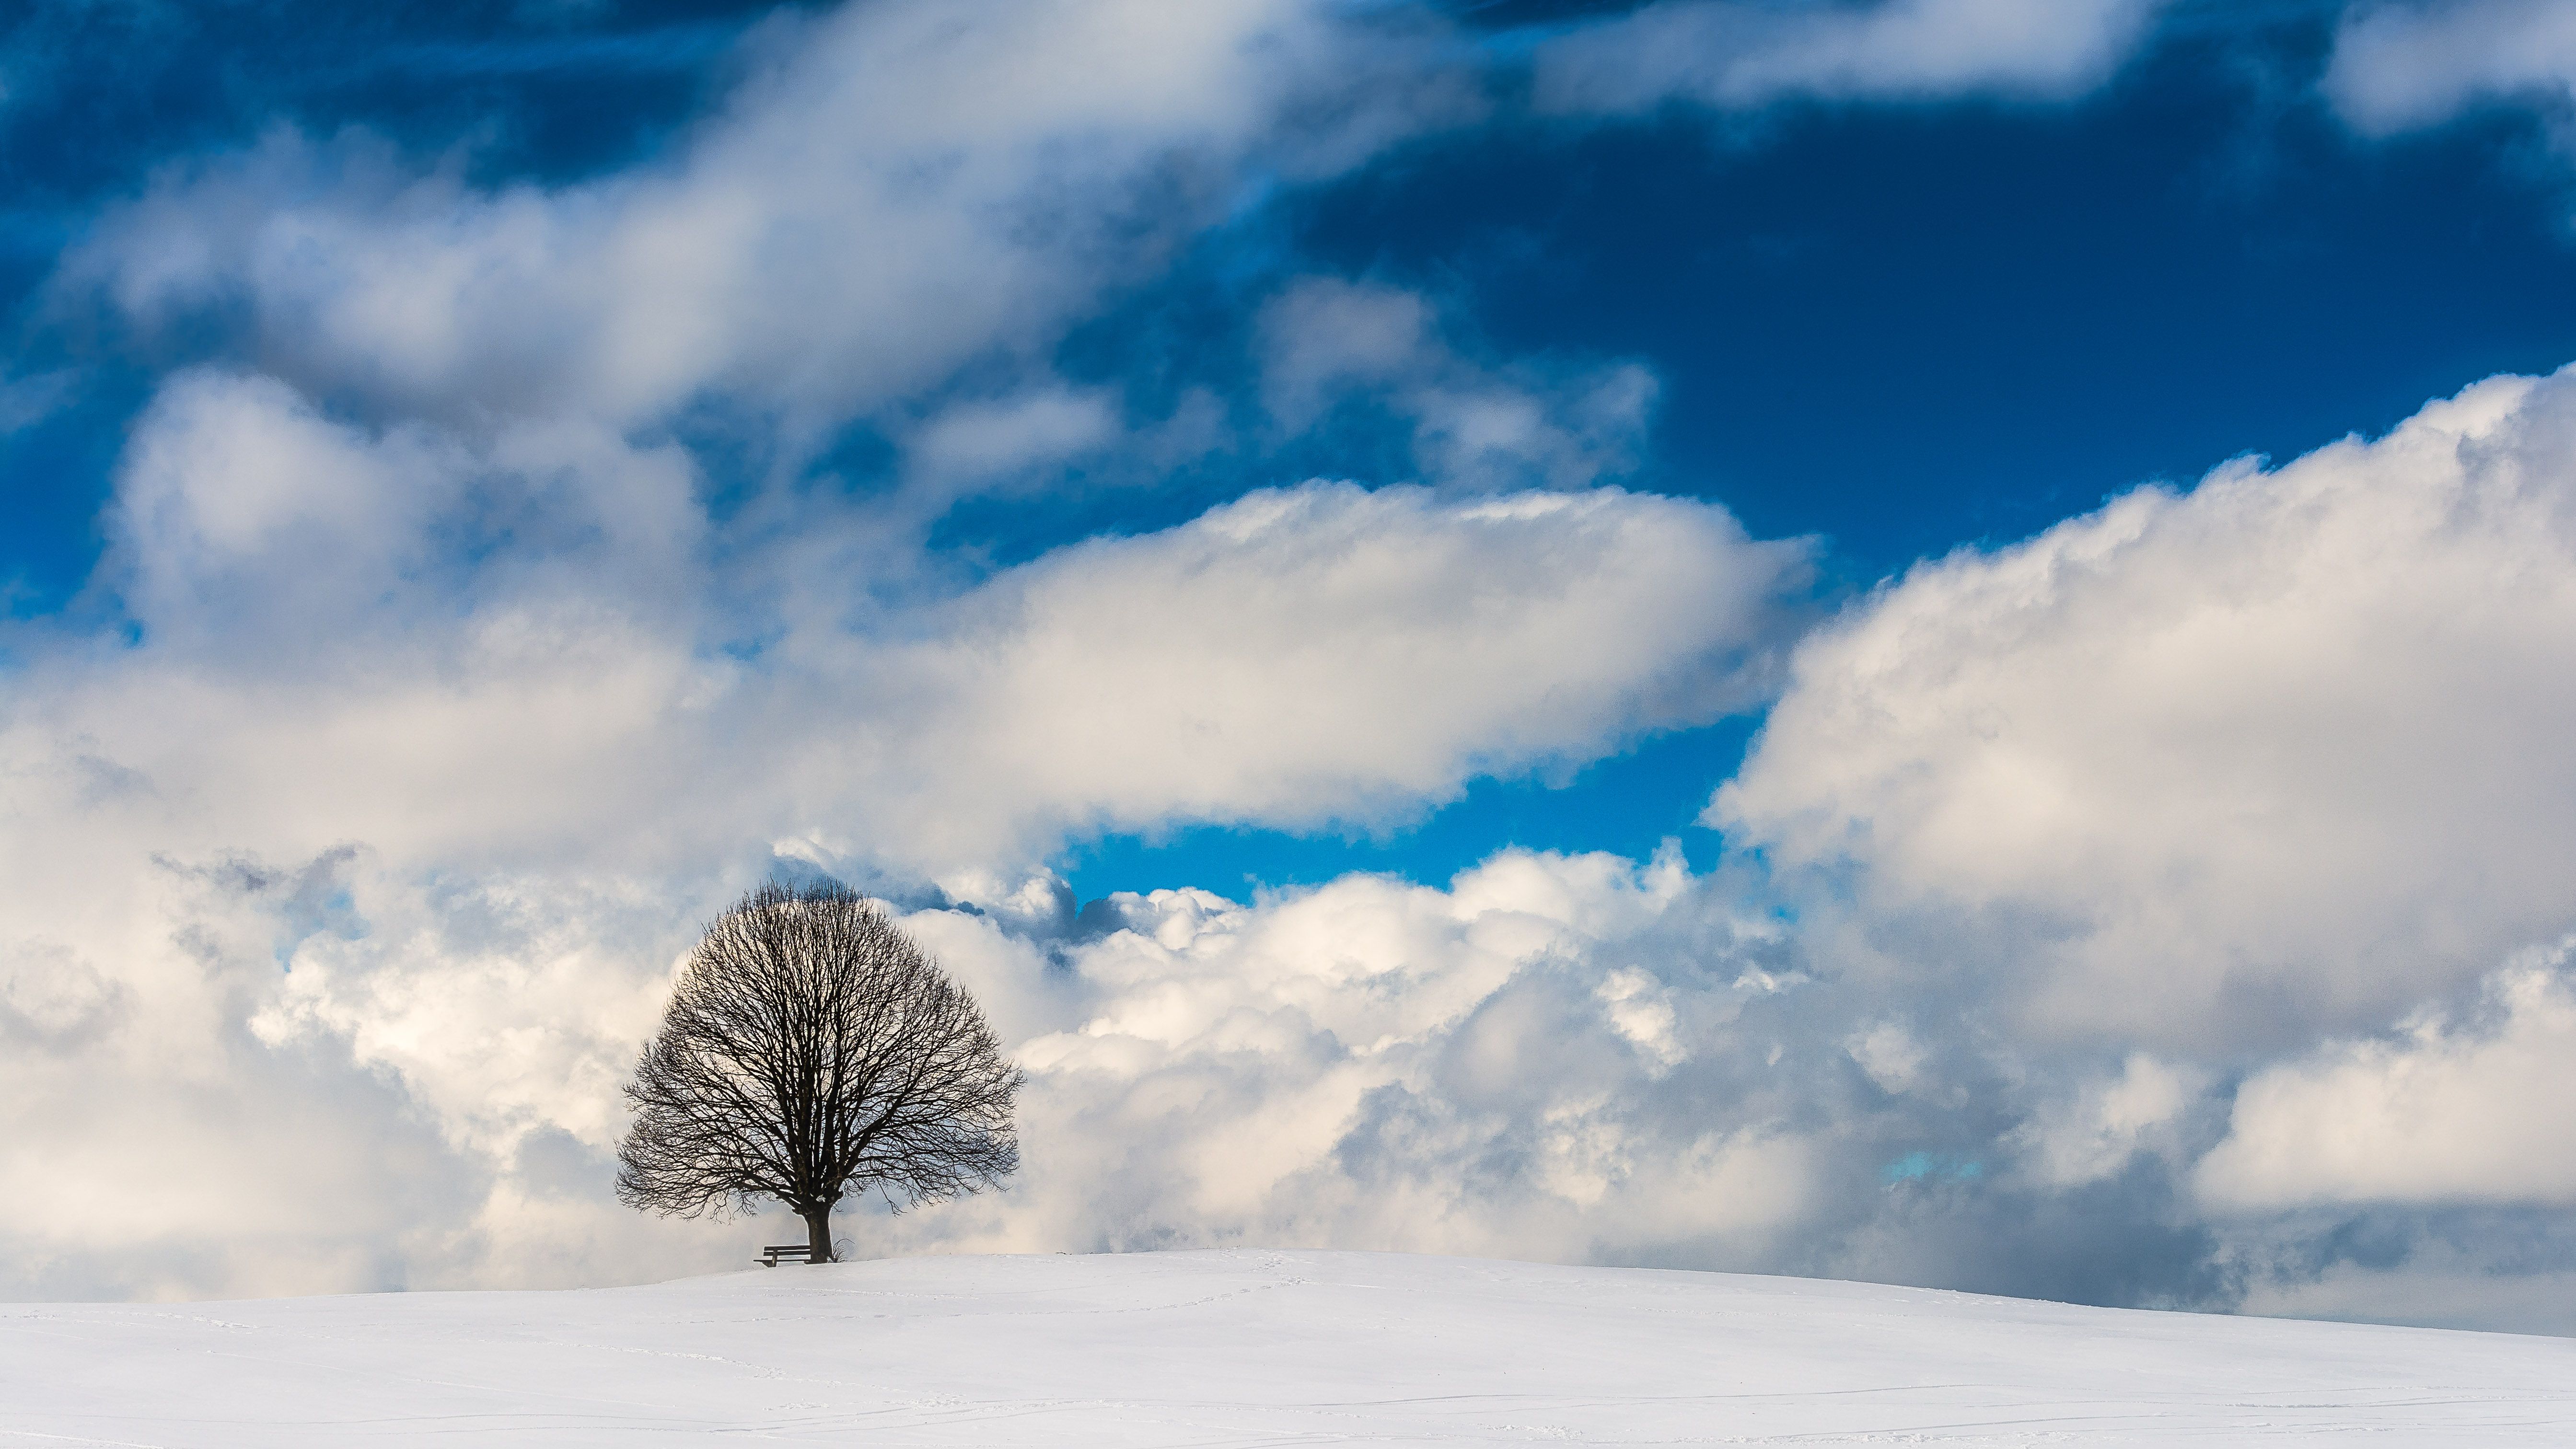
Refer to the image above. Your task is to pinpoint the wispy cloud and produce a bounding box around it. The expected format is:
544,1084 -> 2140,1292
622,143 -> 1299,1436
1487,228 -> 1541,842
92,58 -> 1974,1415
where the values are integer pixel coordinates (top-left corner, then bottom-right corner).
1533,0 -> 2173,115
2325,0 -> 2576,138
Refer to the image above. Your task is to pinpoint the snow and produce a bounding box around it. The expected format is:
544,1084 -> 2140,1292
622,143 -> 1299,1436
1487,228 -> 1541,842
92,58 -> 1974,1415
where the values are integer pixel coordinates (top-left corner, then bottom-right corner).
2,1250 -> 2570,1445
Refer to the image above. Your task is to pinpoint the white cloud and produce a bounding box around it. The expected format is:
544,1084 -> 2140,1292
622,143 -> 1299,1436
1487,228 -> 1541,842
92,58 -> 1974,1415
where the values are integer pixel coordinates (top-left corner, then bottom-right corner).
2197,941 -> 2576,1212
0,821 -> 1830,1294
1717,369 -> 2576,1051
0,345 -> 1806,1296
1536,0 -> 2170,116
0,0 -> 1822,1296
1845,1020 -> 1932,1096
857,849 -> 1819,1264
1258,277 -> 1660,491
103,371 -> 712,652
2011,1054 -> 2200,1189
2325,0 -> 2576,138
904,387 -> 1122,493
35,368 -> 1803,879
888,481 -> 1807,859
24,345 -> 2576,1310
71,0 -> 1468,434
1262,280 -> 1439,424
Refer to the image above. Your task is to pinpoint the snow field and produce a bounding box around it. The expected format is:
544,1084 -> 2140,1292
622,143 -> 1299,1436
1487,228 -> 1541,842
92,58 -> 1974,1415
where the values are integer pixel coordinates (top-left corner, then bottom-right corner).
2,1249 -> 2570,1445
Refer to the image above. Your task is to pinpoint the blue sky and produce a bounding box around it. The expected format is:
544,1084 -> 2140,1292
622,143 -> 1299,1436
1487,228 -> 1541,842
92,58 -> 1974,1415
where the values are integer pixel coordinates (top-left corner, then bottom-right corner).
9,0 -> 2576,1331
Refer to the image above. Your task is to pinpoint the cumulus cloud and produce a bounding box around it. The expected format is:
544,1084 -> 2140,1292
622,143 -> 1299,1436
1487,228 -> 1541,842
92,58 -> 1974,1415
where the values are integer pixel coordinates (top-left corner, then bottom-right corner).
103,371 -> 706,653
23,355 -> 2576,1316
890,850 -> 1820,1263
2325,0 -> 2576,139
1652,363 -> 2576,1320
1717,369 -> 2576,1053
815,847 -> 2246,1312
0,347 -> 1805,1296
33,354 -> 2576,1312
1535,0 -> 2171,116
2197,940 -> 2576,1212
34,363 -> 1810,872
883,482 -> 1805,858
0,0 -> 1847,1301
234,845 -> 1862,1289
2009,1054 -> 2202,1190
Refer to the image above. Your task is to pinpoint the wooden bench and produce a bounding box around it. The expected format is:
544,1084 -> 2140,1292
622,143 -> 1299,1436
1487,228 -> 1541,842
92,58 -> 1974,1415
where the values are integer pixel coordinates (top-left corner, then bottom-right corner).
759,1244 -> 817,1267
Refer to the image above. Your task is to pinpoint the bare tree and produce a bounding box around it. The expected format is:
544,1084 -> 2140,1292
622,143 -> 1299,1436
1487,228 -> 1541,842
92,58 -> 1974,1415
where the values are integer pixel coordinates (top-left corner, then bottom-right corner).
615,880 -> 1021,1262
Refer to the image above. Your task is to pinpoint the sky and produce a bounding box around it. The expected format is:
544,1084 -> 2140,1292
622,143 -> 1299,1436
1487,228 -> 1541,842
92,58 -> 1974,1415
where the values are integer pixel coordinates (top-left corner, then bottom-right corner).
5,0 -> 2576,1334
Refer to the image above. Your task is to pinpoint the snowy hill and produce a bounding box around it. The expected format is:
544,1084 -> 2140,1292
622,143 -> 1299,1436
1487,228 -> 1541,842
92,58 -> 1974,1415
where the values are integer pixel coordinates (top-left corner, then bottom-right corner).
3,1250 -> 2569,1445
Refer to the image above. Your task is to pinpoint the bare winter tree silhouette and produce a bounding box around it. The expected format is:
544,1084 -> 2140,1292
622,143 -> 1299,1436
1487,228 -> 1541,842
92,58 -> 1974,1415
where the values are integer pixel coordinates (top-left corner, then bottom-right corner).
615,881 -> 1021,1263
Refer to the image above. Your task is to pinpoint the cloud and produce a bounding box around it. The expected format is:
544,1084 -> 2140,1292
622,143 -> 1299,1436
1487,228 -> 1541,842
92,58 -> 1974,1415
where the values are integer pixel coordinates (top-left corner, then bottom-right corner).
68,0 -> 1471,434
835,847 -> 2244,1312
1716,369 -> 2576,1053
0,0 -> 1837,1301
0,841 -> 499,1299
1534,0 -> 2170,116
1658,363 -> 2576,1319
224,845 -> 1877,1291
2324,0 -> 2576,139
882,481 -> 1807,860
25,353 -> 2576,1315
43,365 -> 1811,874
884,849 -> 1822,1263
1257,277 -> 1660,491
0,343 -> 1805,1296
2197,940 -> 2576,1212
903,387 -> 1123,494
108,371 -> 487,645
2009,1053 -> 2201,1190
12,0 -> 2576,1332
2239,1261 -> 2576,1338
36,354 -> 2576,1314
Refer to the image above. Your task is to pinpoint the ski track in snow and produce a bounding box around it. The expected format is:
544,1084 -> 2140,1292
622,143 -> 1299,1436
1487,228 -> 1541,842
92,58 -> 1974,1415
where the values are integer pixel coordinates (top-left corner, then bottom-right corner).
0,1249 -> 2568,1445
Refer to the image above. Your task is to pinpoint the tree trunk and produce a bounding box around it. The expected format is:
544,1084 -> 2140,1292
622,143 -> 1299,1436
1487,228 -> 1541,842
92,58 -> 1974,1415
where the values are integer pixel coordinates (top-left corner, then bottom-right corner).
801,1203 -> 835,1264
